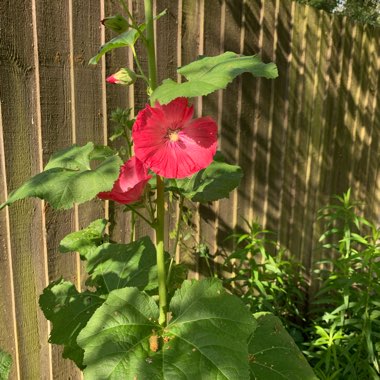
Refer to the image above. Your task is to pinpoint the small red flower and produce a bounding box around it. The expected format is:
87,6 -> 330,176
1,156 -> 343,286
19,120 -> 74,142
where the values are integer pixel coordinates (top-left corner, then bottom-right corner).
132,98 -> 218,179
98,156 -> 151,204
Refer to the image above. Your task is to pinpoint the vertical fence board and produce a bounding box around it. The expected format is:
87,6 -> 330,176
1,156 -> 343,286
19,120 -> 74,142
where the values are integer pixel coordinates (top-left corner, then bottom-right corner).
216,0 -> 243,252
35,1 -> 79,378
104,0 -> 133,245
72,1 -> 107,250
0,0 -> 51,378
199,0 -> 223,265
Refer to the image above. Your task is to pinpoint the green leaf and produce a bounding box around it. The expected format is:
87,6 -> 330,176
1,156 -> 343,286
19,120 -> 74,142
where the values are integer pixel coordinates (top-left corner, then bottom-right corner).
90,10 -> 167,65
77,287 -> 161,379
89,28 -> 141,65
152,52 -> 278,104
0,349 -> 12,380
78,279 -> 256,379
168,156 -> 243,202
59,218 -> 108,259
249,313 -> 317,380
86,236 -> 158,293
0,143 -> 123,210
39,279 -> 104,369
163,278 -> 256,379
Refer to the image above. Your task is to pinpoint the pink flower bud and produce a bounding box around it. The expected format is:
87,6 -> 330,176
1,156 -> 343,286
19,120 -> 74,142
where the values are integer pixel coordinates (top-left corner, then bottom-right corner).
106,68 -> 137,86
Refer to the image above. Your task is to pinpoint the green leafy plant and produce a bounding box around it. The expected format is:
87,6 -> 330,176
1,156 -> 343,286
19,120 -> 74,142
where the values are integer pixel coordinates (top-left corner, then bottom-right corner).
0,349 -> 12,380
222,220 -> 308,343
306,190 -> 380,379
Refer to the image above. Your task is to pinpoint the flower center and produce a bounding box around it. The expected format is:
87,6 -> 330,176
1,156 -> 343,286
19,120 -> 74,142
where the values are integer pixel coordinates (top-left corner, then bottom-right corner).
167,129 -> 180,142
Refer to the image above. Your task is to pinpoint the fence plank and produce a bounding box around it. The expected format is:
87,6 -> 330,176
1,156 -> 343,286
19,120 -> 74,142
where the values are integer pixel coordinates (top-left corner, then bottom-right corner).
0,1 -> 51,378
34,1 -> 79,377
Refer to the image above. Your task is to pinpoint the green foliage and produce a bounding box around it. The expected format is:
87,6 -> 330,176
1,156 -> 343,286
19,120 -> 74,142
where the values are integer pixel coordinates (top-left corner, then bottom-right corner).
78,279 -> 256,379
39,280 -> 105,369
40,221 -> 159,369
294,0 -> 380,26
306,190 -> 380,378
85,238 -> 158,293
0,143 -> 123,210
223,220 -> 307,339
0,350 -> 12,380
167,153 -> 243,202
249,313 -> 317,379
151,52 -> 278,104
89,10 -> 167,65
59,218 -> 108,259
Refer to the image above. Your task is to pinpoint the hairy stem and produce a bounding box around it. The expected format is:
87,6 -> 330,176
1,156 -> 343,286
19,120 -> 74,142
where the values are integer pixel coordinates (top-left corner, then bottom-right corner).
144,0 -> 167,326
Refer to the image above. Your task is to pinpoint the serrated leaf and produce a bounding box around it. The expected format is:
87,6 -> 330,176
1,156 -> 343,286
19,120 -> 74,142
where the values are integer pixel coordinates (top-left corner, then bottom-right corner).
168,157 -> 243,202
163,278 -> 256,379
39,279 -> 104,369
0,349 -> 12,380
249,313 -> 317,380
151,52 -> 278,104
0,143 -> 123,210
86,236 -> 158,293
78,279 -> 256,379
59,219 -> 108,259
90,10 -> 167,65
77,287 -> 161,379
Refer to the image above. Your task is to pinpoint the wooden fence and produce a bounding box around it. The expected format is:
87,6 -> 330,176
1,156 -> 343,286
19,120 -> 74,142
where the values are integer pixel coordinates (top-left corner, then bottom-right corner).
0,0 -> 379,378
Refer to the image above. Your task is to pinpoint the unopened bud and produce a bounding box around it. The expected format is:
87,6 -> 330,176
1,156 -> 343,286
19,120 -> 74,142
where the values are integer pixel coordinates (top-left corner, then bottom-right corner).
101,14 -> 129,34
106,68 -> 137,86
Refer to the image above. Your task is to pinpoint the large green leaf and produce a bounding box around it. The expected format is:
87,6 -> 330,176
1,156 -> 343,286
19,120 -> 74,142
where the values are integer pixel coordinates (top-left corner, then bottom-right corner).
59,218 -> 108,260
0,143 -> 122,210
249,314 -> 317,380
78,279 -> 256,379
39,279 -> 104,369
85,236 -> 158,293
162,278 -> 256,379
151,52 -> 278,104
77,287 -> 161,379
90,10 -> 167,65
168,156 -> 243,202
0,349 -> 12,380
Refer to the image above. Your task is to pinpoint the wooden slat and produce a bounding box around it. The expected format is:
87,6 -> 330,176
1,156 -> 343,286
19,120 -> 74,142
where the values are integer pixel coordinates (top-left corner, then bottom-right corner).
0,1 -> 51,378
34,1 -> 79,377
104,0 -> 133,245
198,0 -> 224,271
71,0 -> 107,242
216,0 -> 243,252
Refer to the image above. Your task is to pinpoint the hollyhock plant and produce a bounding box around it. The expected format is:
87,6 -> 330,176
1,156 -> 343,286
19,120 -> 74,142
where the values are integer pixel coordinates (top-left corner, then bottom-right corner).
98,156 -> 151,204
132,97 -> 218,179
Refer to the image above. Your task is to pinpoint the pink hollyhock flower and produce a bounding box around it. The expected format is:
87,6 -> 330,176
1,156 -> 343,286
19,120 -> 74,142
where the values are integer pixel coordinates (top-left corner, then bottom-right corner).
98,156 -> 151,204
132,97 -> 218,179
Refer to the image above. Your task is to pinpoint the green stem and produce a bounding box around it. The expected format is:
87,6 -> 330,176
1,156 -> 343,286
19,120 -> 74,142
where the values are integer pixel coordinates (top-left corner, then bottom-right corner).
144,0 -> 157,94
166,195 -> 184,286
131,46 -> 150,85
119,0 -> 148,44
125,204 -> 153,227
144,0 -> 167,326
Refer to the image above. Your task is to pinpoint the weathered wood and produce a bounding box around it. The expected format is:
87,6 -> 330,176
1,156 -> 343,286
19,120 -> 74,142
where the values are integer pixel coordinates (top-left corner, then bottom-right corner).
34,1 -> 79,378
216,0 -> 243,253
0,1 -> 51,378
